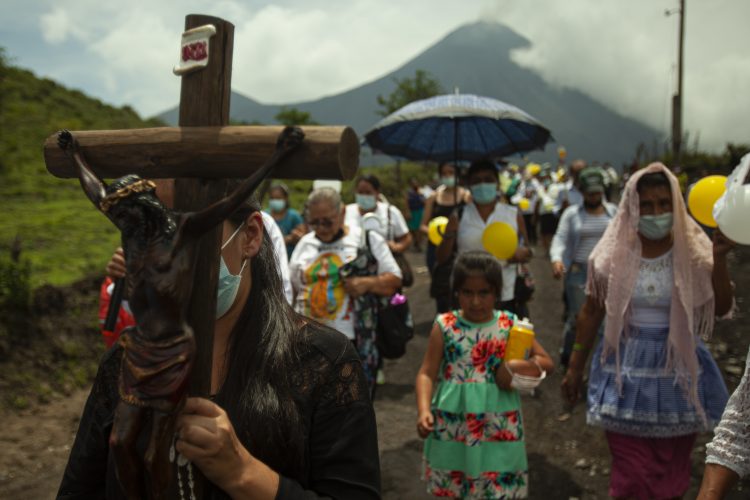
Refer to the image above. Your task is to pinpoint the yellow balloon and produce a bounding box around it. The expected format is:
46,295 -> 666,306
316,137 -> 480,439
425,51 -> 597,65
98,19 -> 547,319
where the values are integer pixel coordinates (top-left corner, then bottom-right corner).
518,198 -> 531,211
526,163 -> 541,176
688,175 -> 727,228
428,216 -> 449,246
482,222 -> 518,260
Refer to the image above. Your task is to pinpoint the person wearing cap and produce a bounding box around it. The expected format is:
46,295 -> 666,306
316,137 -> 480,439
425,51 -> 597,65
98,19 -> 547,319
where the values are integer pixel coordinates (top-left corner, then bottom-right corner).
266,183 -> 306,258
550,167 -> 617,367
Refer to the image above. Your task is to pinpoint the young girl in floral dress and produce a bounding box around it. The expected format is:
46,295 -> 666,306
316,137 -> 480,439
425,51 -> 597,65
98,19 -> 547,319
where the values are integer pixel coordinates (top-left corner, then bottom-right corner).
416,251 -> 554,498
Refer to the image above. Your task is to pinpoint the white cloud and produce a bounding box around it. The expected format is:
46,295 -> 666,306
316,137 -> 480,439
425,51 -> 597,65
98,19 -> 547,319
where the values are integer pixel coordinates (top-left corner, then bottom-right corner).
5,0 -> 748,152
39,5 -> 89,44
231,0 -> 476,104
479,0 -> 750,151
86,12 -> 178,114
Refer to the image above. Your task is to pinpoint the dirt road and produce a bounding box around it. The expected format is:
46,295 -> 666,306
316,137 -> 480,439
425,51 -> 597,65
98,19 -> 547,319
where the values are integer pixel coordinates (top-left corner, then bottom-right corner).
1,248 -> 748,499
377,251 -> 607,499
377,249 -> 749,499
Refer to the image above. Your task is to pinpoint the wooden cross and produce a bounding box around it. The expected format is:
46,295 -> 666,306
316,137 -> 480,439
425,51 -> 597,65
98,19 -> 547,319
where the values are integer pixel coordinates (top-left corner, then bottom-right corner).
42,13 -> 357,496
43,14 -> 357,394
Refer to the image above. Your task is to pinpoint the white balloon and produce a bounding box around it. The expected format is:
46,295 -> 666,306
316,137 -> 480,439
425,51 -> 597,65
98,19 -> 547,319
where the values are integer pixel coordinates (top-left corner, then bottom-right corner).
714,153 -> 750,244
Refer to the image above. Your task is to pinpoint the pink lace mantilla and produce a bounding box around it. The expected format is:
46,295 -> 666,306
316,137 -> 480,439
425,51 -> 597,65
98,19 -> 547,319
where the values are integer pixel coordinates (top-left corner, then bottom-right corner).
586,163 -> 715,420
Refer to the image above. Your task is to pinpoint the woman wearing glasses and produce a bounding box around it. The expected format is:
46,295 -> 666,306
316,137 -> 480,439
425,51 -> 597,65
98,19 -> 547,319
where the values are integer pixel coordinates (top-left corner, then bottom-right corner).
289,187 -> 402,392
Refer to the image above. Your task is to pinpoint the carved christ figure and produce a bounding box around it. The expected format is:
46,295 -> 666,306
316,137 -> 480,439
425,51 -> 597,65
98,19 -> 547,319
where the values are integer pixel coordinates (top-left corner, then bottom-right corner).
57,126 -> 304,499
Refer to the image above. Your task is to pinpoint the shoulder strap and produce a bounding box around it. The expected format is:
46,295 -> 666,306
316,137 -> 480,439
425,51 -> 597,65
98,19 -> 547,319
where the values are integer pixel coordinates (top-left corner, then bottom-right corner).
365,229 -> 373,254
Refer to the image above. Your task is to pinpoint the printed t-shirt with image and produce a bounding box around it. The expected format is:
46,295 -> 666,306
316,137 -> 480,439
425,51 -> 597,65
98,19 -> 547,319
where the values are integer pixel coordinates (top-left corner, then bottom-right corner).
288,226 -> 402,339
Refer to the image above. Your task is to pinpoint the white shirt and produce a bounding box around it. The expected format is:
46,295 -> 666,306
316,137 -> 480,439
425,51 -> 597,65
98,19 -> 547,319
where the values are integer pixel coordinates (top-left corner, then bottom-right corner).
706,344 -> 750,477
344,202 -> 409,241
629,249 -> 673,328
289,227 -> 401,339
457,202 -> 519,302
511,180 -> 540,215
261,212 -> 293,305
545,182 -> 566,213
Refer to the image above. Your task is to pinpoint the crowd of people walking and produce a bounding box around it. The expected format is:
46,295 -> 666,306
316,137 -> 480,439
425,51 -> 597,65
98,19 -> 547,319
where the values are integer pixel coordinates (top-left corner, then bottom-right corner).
64,156 -> 749,499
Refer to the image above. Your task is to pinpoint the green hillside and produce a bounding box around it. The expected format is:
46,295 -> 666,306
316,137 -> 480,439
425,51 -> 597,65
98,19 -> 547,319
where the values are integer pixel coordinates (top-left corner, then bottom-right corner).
0,49 -> 164,287
0,49 -> 441,288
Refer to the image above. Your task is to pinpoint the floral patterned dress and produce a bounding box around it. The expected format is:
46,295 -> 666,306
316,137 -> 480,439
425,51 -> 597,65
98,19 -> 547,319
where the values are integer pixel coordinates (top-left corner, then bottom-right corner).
423,310 -> 528,499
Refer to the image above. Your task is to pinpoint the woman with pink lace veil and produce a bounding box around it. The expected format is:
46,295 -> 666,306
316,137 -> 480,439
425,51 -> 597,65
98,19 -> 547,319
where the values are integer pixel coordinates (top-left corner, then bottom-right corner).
560,163 -> 735,499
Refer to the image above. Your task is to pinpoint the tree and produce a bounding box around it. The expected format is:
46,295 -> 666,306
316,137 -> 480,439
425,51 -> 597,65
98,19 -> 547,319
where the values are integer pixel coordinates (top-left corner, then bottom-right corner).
274,106 -> 318,126
375,70 -> 443,186
376,69 -> 443,117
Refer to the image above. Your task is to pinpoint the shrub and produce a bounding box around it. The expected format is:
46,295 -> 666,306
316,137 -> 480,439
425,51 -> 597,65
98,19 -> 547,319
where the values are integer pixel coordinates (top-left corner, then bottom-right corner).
0,256 -> 32,354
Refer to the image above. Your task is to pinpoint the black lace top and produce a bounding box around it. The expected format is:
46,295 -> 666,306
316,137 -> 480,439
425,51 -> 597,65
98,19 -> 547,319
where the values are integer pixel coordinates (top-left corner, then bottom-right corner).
56,323 -> 381,499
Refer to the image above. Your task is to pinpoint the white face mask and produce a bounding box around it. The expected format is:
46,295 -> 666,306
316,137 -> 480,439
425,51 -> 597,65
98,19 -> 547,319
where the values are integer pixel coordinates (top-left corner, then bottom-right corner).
638,213 -> 673,240
505,361 -> 546,394
216,223 -> 247,318
441,176 -> 456,188
355,194 -> 377,211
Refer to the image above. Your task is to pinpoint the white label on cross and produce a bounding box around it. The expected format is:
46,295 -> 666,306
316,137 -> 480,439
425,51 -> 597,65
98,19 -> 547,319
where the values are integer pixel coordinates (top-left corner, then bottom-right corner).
172,24 -> 217,76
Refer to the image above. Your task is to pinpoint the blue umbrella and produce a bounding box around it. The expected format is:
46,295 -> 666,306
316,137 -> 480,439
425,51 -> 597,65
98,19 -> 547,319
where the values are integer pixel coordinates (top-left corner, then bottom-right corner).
364,93 -> 552,162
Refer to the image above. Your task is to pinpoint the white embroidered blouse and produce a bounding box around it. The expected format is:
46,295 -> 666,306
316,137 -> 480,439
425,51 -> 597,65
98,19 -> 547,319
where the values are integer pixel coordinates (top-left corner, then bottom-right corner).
705,345 -> 750,478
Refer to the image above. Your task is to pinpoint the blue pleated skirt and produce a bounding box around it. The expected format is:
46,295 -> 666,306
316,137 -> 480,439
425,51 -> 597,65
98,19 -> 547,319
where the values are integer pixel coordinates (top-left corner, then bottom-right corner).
587,326 -> 729,437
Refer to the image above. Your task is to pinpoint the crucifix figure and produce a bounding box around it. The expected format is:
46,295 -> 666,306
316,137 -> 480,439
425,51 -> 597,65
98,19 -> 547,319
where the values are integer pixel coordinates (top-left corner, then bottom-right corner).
57,126 -> 304,498
45,14 -> 358,499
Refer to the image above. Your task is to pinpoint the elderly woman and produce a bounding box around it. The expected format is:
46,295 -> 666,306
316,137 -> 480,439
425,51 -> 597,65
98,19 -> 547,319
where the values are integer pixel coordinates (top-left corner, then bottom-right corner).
290,187 -> 402,392
58,189 -> 381,499
561,163 -> 734,499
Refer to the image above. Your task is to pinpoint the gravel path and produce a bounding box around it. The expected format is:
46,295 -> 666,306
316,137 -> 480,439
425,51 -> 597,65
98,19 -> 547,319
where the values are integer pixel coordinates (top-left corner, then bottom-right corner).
2,248 -> 748,498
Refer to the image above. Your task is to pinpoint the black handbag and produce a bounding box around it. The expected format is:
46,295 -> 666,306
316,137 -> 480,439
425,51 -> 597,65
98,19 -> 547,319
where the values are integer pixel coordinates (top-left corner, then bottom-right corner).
376,296 -> 414,359
364,230 -> 414,359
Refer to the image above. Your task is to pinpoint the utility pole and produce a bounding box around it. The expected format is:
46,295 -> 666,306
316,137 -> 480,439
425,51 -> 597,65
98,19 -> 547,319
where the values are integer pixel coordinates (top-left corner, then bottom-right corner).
667,0 -> 685,168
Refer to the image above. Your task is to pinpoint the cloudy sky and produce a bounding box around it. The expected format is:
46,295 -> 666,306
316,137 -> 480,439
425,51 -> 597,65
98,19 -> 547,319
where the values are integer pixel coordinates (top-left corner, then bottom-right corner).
2,0 -> 748,152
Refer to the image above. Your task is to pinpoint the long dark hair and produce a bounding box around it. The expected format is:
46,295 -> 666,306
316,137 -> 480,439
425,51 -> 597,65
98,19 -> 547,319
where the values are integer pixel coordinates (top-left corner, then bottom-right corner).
214,192 -> 305,480
356,174 -> 381,191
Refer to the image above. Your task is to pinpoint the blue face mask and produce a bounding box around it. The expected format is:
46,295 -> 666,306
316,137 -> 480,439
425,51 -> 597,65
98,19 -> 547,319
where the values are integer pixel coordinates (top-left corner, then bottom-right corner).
355,194 -> 377,211
638,213 -> 673,240
216,224 -> 247,318
268,199 -> 286,212
470,182 -> 498,204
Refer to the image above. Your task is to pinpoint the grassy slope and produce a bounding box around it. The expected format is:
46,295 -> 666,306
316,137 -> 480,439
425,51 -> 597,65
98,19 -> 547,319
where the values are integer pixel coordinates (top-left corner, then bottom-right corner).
0,53 -> 441,288
0,58 -> 164,287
